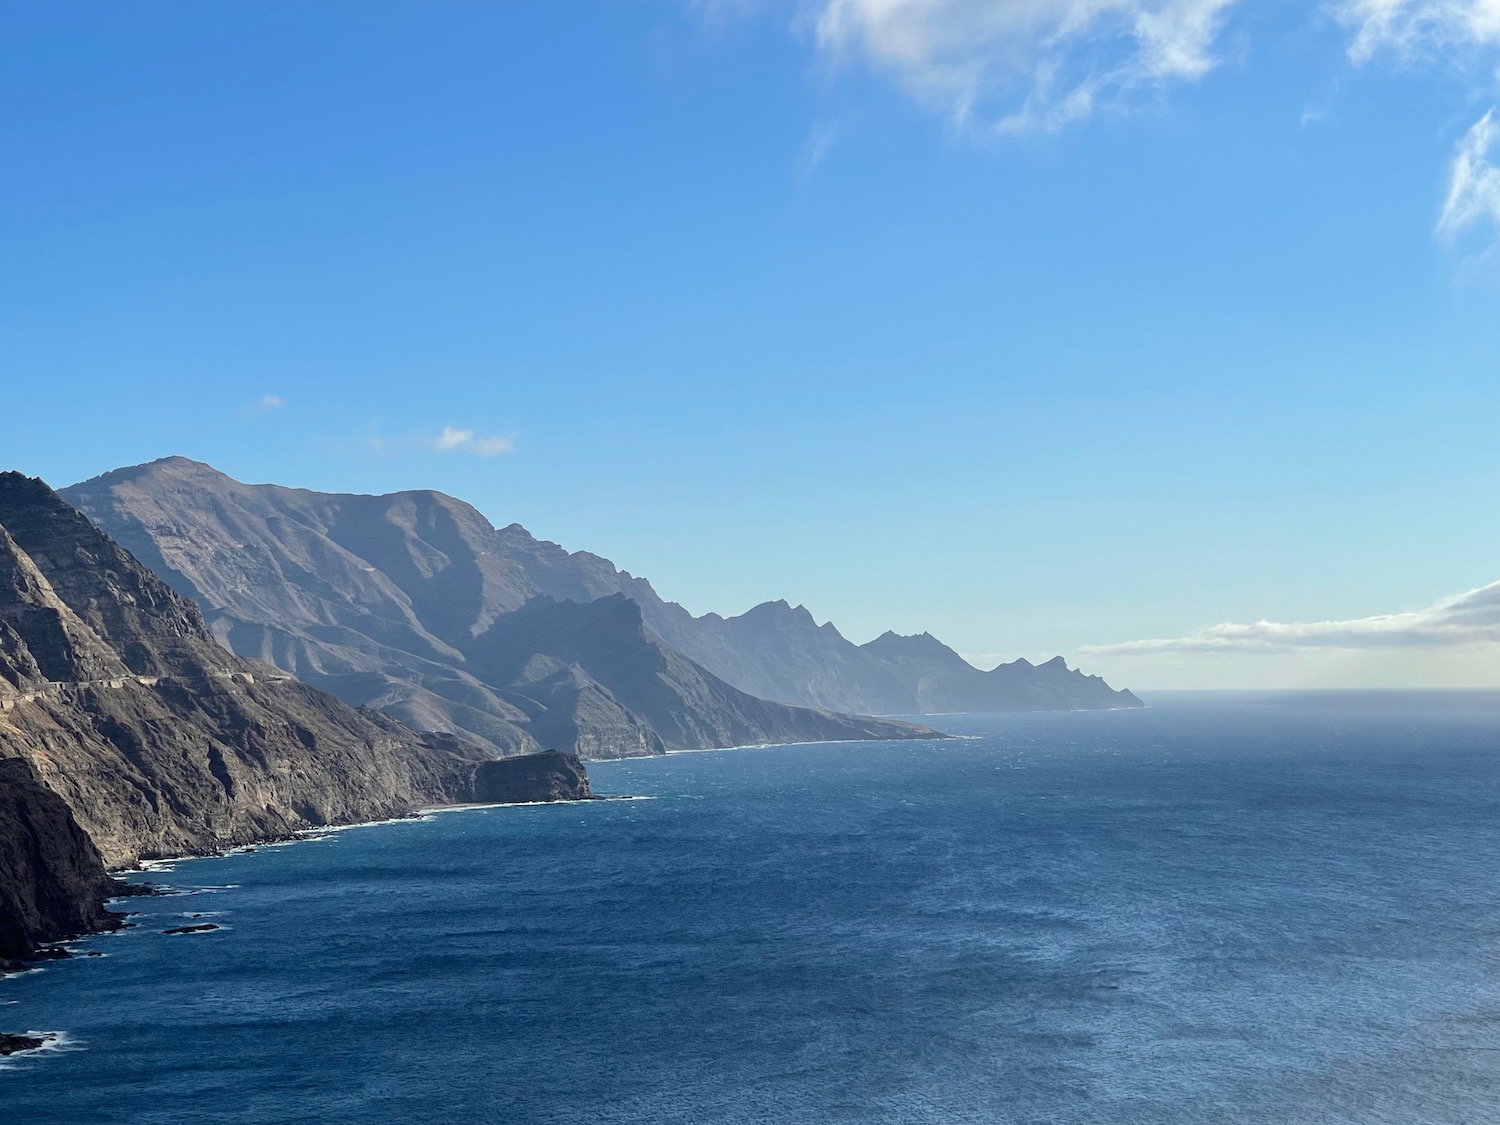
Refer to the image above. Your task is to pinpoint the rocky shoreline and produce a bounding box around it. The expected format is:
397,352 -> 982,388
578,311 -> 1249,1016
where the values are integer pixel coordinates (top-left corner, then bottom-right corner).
0,749 -> 598,1047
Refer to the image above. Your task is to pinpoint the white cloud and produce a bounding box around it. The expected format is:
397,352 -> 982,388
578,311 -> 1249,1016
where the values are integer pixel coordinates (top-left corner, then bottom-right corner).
429,426 -> 515,457
1084,578 -> 1500,655
801,119 -> 840,177
1438,107 -> 1500,237
237,394 -> 284,418
811,0 -> 1240,132
1338,0 -> 1500,63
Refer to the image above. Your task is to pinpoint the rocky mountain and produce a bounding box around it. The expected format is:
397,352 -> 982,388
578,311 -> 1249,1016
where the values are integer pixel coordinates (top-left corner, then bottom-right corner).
639,601 -> 1136,714
0,756 -> 123,970
0,472 -> 599,869
60,458 -> 940,754
462,594 -> 931,750
63,459 -> 1139,727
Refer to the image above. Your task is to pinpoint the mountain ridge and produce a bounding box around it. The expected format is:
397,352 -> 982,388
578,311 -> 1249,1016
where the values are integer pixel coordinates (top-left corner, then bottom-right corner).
62,459 -> 1139,750
0,472 -> 504,867
62,458 -> 939,757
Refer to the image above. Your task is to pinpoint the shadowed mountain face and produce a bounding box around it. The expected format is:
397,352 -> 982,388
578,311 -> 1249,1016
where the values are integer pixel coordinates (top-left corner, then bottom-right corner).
62,459 -> 937,756
0,756 -> 122,965
463,595 -> 934,750
0,473 -> 505,867
61,459 -> 1135,756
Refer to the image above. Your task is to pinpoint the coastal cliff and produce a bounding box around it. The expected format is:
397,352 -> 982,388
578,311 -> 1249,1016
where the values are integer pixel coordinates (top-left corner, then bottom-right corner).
0,473 -> 525,869
472,750 -> 592,803
0,757 -> 121,971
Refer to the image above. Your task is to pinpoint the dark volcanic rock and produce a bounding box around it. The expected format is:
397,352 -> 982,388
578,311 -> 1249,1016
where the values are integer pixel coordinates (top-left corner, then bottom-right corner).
0,1032 -> 51,1056
0,473 -> 491,868
471,750 -> 592,803
0,757 -> 121,966
162,923 -> 220,935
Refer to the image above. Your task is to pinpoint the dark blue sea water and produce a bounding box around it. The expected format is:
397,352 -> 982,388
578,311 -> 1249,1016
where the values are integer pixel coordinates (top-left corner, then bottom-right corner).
3,693 -> 1500,1124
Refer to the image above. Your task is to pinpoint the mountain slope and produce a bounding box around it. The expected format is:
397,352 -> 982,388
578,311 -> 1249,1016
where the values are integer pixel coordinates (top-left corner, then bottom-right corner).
464,595 -> 934,750
62,458 -> 936,755
62,459 -> 1137,751
0,473 -> 498,867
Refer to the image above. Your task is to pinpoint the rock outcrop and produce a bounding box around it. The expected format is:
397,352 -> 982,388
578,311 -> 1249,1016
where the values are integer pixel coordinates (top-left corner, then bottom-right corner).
0,757 -> 121,969
472,750 -> 592,804
0,1032 -> 52,1056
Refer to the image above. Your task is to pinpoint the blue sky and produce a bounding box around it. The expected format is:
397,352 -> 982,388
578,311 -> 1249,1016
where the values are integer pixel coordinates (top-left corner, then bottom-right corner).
3,0 -> 1499,689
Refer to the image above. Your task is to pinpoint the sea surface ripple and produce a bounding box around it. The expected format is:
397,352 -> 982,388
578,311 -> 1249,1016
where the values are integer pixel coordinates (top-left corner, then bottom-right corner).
2,692 -> 1498,1124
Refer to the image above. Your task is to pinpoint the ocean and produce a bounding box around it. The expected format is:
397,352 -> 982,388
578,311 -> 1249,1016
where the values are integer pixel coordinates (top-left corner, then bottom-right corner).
3,692 -> 1499,1124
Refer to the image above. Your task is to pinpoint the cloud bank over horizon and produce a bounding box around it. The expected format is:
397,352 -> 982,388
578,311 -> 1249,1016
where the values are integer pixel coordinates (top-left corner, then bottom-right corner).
1086,578 -> 1500,657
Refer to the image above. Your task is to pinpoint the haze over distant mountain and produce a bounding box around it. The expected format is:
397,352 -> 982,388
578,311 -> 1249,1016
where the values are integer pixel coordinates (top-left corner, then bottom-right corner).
62,458 -> 936,757
647,601 -> 1139,715
62,459 -> 1137,745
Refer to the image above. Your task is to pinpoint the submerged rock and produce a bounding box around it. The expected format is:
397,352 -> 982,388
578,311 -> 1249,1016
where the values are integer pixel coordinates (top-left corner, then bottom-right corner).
162,923 -> 220,935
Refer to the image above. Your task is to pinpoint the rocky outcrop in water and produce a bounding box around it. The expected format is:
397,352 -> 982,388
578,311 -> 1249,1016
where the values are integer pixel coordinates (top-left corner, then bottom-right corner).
472,750 -> 592,803
0,1032 -> 51,1056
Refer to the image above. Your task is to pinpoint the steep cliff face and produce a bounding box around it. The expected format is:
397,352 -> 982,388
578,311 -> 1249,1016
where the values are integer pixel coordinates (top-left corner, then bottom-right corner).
472,750 -> 592,804
0,473 -> 503,868
0,757 -> 121,966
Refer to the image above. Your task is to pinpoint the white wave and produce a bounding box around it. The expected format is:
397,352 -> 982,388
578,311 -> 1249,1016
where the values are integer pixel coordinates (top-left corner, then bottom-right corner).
297,815 -> 428,836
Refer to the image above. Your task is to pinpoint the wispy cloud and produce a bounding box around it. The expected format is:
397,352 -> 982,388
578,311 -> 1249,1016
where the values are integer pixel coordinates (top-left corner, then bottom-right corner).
811,0 -> 1240,133
1438,107 -> 1500,238
800,118 -> 840,178
326,424 -> 516,458
1085,579 -> 1500,655
429,425 -> 515,457
237,394 -> 284,418
1338,0 -> 1500,63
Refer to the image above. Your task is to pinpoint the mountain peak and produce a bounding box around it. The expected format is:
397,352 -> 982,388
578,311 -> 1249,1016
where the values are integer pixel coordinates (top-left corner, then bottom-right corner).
741,600 -> 816,626
70,456 -> 230,491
